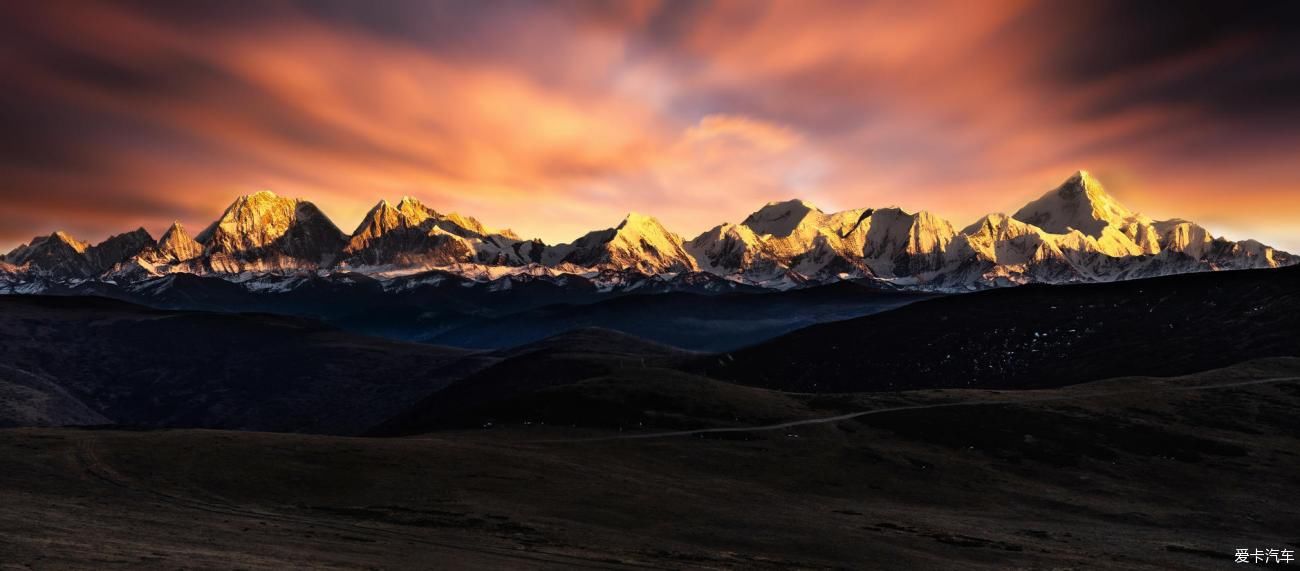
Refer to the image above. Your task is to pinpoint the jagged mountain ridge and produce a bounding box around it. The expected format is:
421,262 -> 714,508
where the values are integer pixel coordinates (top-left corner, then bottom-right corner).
195,190 -> 348,272
2,171 -> 1294,291
340,196 -> 540,268
687,171 -> 1289,287
144,222 -> 204,264
4,229 -> 154,279
543,212 -> 698,274
686,200 -> 958,283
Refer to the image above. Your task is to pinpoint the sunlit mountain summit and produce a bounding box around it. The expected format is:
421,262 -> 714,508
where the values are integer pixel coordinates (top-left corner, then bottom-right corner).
1,171 -> 1292,294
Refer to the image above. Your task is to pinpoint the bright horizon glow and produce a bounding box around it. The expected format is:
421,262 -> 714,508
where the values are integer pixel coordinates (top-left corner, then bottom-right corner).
2,2 -> 1298,253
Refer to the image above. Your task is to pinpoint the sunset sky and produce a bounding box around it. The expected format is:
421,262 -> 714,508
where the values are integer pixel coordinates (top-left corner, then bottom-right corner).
2,0 -> 1299,252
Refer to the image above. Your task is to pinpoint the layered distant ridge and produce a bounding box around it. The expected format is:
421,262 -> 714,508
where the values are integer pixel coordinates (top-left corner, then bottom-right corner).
2,171 -> 1294,291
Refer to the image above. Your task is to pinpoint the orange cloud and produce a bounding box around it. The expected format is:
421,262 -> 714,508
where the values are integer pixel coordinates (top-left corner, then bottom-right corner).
1,1 -> 1297,252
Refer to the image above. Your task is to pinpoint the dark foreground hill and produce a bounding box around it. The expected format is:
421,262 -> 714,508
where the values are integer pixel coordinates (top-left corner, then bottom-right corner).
371,328 -> 816,435
2,267 -> 1299,568
0,296 -> 492,434
7,264 -> 1298,436
374,265 -> 1300,433
3,358 -> 1297,569
707,265 -> 1300,392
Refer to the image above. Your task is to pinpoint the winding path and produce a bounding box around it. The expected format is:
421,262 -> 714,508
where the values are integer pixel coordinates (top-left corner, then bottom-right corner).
536,375 -> 1300,443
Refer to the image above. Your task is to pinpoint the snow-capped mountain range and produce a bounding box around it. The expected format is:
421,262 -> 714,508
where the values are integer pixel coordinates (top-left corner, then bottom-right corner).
2,171 -> 1293,294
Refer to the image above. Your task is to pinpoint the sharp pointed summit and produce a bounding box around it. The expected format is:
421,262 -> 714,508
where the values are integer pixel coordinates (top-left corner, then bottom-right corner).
198,190 -> 347,272
342,198 -> 469,267
339,197 -> 533,268
349,200 -> 408,244
545,212 -> 697,273
3,231 -> 94,277
50,230 -> 91,252
394,196 -> 439,225
1010,171 -> 1163,258
1013,171 -> 1142,237
142,222 -> 203,264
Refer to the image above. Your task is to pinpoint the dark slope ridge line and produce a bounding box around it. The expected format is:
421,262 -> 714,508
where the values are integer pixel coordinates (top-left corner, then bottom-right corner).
703,264 -> 1300,392
366,327 -> 700,436
532,373 -> 1300,443
0,292 -> 352,328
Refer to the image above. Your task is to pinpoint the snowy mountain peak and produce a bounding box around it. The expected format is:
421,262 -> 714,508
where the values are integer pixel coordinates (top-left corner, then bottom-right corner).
3,230 -> 98,277
158,222 -> 194,246
763,198 -> 820,210
201,192 -> 340,245
1154,219 -> 1215,258
617,212 -> 666,232
1013,171 -> 1142,237
441,212 -> 490,237
27,231 -> 88,257
50,230 -> 91,253
2,169 -> 1293,290
197,191 -> 346,271
855,208 -> 956,276
953,212 -> 1065,267
742,199 -> 823,237
352,200 -> 403,236
146,222 -> 203,264
340,198 -> 535,268
545,213 -> 696,273
352,198 -> 485,239
393,196 -> 438,223
962,213 -> 1020,236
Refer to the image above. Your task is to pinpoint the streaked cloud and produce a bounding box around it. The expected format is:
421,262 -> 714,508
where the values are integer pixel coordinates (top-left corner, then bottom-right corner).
1,0 -> 1297,251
